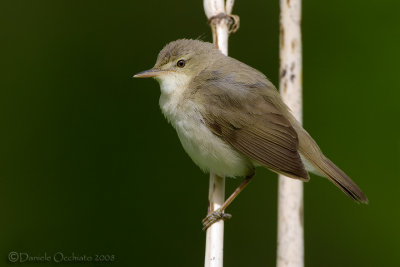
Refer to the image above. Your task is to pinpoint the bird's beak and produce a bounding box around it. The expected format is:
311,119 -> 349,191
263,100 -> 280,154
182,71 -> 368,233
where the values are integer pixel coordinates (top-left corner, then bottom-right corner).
133,68 -> 166,78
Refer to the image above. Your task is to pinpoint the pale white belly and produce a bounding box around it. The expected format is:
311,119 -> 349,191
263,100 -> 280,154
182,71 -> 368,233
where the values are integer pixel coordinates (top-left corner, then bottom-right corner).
160,97 -> 252,177
175,113 -> 252,177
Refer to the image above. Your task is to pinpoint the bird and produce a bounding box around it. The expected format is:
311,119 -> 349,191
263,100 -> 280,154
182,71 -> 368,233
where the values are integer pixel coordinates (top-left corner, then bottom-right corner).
134,39 -> 368,229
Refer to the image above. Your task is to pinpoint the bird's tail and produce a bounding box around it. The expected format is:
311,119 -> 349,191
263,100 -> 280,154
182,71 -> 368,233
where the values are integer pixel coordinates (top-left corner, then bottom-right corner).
293,124 -> 368,203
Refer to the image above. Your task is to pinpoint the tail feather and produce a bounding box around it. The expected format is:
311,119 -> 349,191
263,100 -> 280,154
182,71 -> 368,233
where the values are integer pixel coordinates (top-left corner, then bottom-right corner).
293,124 -> 368,203
316,155 -> 368,203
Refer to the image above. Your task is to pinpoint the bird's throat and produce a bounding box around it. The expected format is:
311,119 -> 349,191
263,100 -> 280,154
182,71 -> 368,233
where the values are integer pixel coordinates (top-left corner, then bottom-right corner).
156,73 -> 191,95
157,73 -> 192,127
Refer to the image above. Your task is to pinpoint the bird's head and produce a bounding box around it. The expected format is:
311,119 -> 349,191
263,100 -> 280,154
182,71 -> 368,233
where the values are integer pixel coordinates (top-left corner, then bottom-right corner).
134,39 -> 220,94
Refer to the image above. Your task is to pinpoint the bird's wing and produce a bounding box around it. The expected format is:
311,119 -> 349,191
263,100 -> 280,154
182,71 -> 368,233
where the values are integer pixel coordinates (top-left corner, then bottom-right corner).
193,69 -> 309,181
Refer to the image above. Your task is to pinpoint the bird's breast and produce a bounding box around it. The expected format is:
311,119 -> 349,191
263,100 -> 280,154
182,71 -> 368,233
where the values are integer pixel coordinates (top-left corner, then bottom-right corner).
159,93 -> 252,178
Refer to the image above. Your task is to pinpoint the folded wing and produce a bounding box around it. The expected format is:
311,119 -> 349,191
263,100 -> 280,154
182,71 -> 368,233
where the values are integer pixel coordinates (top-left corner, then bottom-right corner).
193,69 -> 309,181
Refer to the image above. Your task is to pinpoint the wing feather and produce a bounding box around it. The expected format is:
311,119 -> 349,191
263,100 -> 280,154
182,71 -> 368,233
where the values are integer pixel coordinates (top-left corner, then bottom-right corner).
193,62 -> 309,180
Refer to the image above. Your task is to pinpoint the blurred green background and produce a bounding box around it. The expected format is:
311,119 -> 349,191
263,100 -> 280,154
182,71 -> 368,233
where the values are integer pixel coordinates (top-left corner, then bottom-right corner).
0,0 -> 399,266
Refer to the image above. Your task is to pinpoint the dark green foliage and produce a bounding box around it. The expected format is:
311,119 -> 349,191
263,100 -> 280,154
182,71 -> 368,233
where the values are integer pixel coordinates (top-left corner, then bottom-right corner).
0,0 -> 398,266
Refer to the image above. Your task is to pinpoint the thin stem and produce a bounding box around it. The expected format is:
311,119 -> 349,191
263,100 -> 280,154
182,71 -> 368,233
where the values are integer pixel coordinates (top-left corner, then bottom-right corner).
277,0 -> 304,266
203,1 -> 235,267
204,173 -> 225,267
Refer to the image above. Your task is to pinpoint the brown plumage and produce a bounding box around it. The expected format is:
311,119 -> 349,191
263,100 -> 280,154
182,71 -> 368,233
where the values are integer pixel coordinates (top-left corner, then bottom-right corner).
135,39 -> 368,205
194,53 -> 366,203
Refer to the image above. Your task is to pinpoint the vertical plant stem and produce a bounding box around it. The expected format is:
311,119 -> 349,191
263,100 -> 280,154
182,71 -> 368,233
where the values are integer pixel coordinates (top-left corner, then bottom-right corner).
203,1 -> 235,267
277,0 -> 304,267
204,173 -> 225,267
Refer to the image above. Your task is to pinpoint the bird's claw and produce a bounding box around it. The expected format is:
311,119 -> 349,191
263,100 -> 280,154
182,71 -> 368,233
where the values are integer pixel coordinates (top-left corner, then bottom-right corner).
202,209 -> 232,231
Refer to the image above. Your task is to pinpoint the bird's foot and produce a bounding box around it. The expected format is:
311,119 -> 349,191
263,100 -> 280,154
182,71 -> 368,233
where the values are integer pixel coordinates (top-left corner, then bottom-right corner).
202,209 -> 232,231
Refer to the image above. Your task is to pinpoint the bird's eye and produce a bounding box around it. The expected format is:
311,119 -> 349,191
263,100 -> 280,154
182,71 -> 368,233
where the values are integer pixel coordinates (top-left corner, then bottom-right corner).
176,59 -> 186,68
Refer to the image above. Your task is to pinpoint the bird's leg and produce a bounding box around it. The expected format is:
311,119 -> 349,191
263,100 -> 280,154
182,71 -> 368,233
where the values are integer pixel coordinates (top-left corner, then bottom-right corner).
202,173 -> 254,230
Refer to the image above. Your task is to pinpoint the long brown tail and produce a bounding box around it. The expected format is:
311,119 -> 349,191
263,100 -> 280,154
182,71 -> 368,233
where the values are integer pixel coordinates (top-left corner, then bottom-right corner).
310,153 -> 368,203
294,124 -> 368,203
